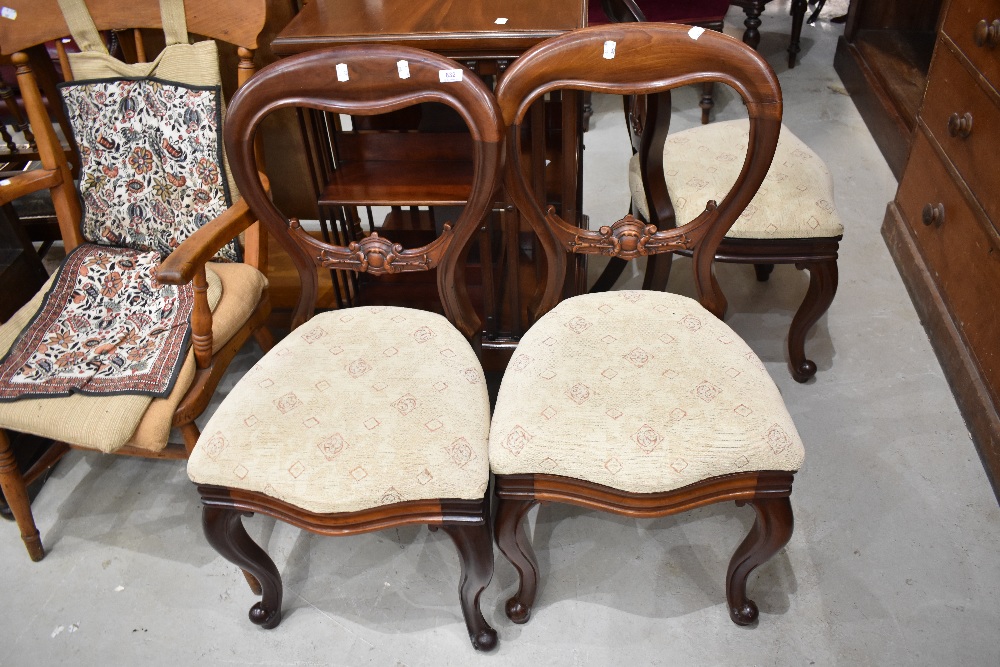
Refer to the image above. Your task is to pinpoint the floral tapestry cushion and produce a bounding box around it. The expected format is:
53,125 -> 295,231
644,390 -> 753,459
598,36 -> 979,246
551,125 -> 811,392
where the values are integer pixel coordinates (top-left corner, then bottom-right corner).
60,77 -> 239,261
0,243 -> 195,400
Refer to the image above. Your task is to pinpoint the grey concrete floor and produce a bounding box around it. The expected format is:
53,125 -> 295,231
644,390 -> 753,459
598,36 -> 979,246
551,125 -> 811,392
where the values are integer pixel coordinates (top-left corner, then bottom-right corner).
3,2 -> 999,664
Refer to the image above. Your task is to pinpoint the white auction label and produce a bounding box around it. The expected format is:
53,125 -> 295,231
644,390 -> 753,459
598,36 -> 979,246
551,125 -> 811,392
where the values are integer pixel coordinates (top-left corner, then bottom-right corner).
397,60 -> 410,79
495,17 -> 508,25
688,26 -> 705,40
439,69 -> 463,82
603,40 -> 616,59
1,7 -> 17,20
336,63 -> 349,81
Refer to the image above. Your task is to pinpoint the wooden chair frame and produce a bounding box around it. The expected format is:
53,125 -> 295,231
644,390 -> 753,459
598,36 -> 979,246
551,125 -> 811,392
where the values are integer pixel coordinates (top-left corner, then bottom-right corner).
194,44 -> 505,650
493,23 -> 795,627
0,0 -> 271,562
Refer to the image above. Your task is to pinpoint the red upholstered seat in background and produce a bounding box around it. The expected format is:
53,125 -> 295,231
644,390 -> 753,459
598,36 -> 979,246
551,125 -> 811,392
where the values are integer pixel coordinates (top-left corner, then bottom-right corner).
588,0 -> 732,26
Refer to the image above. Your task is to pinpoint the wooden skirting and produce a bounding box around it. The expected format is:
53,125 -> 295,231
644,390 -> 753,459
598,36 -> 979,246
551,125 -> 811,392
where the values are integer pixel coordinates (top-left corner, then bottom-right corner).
882,201 -> 1000,500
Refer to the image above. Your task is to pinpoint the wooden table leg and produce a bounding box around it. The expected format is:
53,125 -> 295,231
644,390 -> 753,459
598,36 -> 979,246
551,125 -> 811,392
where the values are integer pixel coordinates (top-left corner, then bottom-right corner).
789,0 -> 808,67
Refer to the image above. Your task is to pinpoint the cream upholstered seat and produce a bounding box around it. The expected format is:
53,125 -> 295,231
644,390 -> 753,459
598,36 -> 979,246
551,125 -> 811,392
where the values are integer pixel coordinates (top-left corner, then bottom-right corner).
489,291 -> 803,494
188,306 -> 490,514
0,262 -> 266,452
630,119 -> 843,239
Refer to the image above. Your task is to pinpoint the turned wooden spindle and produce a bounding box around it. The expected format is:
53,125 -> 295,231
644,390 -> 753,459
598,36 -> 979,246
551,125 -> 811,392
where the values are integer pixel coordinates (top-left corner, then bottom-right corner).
191,265 -> 214,368
0,431 -> 45,562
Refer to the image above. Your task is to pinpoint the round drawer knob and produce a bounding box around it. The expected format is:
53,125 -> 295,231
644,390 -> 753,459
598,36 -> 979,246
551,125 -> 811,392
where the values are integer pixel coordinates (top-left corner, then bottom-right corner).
922,203 -> 945,226
948,112 -> 974,138
974,19 -> 1000,47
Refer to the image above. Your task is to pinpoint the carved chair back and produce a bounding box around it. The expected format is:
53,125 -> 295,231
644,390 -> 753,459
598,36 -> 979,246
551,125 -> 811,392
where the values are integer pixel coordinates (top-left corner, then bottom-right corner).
495,23 -> 782,319
223,45 -> 505,335
0,0 -> 268,267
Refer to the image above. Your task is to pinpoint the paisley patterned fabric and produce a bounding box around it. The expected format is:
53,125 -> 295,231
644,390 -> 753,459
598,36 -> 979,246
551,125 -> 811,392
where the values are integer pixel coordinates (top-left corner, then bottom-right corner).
489,291 -> 804,494
187,307 -> 491,515
629,119 -> 844,240
0,244 -> 194,400
60,77 -> 238,261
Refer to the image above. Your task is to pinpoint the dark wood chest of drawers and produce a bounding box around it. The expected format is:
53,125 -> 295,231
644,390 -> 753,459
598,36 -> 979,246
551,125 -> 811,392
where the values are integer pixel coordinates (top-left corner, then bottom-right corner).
882,0 -> 1000,496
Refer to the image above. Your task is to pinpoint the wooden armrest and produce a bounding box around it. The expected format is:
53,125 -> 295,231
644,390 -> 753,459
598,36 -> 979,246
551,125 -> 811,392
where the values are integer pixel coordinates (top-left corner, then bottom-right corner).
157,198 -> 257,285
157,198 -> 258,369
0,169 -> 63,207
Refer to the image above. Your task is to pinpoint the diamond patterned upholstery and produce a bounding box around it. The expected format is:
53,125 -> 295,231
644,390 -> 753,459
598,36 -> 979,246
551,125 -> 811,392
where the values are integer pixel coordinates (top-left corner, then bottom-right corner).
489,291 -> 804,493
630,119 -> 844,239
188,306 -> 490,514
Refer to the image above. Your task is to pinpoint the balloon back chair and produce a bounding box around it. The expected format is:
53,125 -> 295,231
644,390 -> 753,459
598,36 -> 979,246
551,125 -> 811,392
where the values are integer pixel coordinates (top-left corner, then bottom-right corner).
181,45 -> 504,650
0,0 -> 271,562
490,23 -> 804,627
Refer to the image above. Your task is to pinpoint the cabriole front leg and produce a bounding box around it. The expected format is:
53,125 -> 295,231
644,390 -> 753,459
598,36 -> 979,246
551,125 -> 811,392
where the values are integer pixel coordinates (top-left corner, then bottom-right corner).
202,505 -> 282,629
494,496 -> 540,624
441,520 -> 498,651
789,258 -> 838,382
726,496 -> 794,625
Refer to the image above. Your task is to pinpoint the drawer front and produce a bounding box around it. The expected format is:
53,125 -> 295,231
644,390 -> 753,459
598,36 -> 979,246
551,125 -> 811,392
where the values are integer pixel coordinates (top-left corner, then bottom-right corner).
943,0 -> 1000,92
897,129 -> 1000,403
921,38 -> 1000,224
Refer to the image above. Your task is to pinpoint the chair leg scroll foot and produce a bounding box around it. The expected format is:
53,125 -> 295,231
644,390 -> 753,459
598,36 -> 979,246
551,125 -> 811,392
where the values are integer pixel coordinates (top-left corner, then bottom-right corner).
0,431 -> 44,561
203,506 -> 282,629
441,520 -> 498,651
789,259 -> 838,383
494,497 -> 539,624
726,496 -> 793,626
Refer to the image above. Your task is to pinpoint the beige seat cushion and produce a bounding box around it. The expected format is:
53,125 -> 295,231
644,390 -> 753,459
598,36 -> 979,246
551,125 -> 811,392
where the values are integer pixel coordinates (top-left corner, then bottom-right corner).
629,119 -> 844,240
187,307 -> 491,515
0,260 -> 265,453
489,291 -> 804,494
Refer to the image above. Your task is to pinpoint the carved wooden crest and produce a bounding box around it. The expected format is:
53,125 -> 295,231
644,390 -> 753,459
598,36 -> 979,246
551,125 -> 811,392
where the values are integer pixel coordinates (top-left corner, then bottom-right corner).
287,219 -> 448,275
566,214 -> 692,259
344,233 -> 430,274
